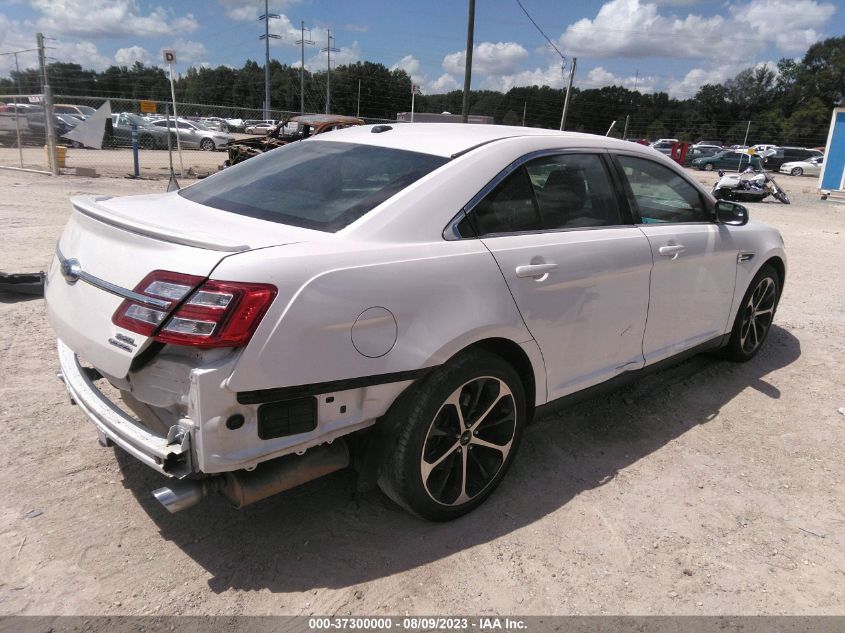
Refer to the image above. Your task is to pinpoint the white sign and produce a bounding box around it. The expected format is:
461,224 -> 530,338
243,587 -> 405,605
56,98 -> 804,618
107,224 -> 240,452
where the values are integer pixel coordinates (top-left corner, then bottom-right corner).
28,95 -> 43,103
162,49 -> 176,64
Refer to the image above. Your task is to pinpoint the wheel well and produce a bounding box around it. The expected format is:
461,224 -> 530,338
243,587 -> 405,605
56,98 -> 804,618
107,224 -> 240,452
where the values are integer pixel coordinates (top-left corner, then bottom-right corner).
764,256 -> 786,295
461,338 -> 537,423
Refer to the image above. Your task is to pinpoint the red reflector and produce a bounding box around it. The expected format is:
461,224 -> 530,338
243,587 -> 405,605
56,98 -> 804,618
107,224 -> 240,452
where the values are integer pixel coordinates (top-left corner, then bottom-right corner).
112,271 -> 276,348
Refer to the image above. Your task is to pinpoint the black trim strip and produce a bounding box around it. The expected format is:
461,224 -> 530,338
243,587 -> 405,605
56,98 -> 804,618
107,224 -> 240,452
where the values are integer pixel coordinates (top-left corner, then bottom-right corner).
236,367 -> 433,404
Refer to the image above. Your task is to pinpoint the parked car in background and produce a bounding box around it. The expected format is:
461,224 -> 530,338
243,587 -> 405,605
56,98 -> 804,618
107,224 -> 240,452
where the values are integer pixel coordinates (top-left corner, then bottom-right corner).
109,112 -> 172,149
763,147 -> 823,170
779,155 -> 823,177
683,145 -> 722,166
650,138 -> 679,155
691,150 -> 762,171
46,124 -> 785,521
151,118 -> 231,150
225,118 -> 246,132
226,114 -> 364,165
244,120 -> 276,134
694,139 -> 723,147
54,104 -> 97,119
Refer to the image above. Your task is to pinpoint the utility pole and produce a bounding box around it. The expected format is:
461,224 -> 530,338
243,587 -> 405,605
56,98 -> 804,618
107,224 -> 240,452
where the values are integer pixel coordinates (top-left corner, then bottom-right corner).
37,33 -> 58,175
560,56 -> 576,131
461,0 -> 475,123
322,30 -> 339,114
356,79 -> 361,118
296,21 -> 314,114
522,101 -> 527,126
259,0 -> 280,120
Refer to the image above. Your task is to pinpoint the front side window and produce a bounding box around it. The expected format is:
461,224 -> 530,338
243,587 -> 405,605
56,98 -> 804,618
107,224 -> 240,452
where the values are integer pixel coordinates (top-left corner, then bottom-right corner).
180,140 -> 448,232
617,155 -> 709,224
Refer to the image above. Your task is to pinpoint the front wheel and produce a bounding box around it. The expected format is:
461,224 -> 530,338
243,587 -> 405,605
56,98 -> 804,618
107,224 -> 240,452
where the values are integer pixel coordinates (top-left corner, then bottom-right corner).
723,265 -> 779,362
704,163 -> 714,171
773,191 -> 790,204
378,350 -> 526,521
790,167 -> 803,176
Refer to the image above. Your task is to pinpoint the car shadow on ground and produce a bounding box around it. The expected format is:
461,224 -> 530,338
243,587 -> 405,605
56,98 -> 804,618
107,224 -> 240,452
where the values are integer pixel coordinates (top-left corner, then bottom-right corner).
115,325 -> 800,593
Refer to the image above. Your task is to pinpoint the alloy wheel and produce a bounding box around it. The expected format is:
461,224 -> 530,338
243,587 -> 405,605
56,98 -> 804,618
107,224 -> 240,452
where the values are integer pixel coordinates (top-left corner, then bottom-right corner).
420,377 -> 517,506
739,277 -> 776,355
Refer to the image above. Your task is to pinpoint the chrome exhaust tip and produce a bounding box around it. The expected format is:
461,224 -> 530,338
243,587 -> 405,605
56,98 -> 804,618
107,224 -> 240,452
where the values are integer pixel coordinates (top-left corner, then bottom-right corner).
152,479 -> 214,513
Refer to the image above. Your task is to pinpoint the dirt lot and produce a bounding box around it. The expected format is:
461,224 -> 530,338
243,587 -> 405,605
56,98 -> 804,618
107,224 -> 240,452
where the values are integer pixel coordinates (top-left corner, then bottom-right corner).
0,167 -> 843,616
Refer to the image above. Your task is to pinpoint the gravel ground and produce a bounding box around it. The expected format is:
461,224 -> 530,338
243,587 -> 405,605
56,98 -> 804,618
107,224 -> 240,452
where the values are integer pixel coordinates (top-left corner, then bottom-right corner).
0,167 -> 843,616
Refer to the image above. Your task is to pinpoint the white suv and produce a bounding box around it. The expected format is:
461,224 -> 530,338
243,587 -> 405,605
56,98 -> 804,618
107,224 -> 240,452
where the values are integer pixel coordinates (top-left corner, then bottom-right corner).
46,124 -> 786,520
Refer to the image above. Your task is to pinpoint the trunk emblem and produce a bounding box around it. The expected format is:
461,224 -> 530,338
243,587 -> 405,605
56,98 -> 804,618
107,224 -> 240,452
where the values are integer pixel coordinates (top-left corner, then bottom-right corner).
60,258 -> 81,284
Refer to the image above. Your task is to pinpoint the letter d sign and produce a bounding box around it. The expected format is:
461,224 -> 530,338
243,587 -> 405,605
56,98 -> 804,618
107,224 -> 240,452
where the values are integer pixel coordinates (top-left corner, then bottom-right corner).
162,49 -> 176,64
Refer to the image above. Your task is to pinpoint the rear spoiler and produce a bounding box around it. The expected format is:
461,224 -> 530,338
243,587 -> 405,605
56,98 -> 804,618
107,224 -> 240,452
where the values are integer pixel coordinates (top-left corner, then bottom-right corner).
71,195 -> 251,253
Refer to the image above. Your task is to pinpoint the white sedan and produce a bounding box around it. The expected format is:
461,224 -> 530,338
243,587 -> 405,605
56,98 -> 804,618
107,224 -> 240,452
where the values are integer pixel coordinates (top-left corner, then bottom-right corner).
45,124 -> 786,521
779,155 -> 823,177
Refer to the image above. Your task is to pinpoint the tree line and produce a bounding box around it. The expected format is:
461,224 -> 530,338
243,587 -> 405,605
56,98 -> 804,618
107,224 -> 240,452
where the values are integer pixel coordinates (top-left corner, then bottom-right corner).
3,36 -> 843,147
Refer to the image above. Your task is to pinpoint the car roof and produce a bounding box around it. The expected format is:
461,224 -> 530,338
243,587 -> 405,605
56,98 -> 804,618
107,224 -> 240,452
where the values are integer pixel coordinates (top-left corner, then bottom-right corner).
309,122 -> 645,158
290,114 -> 363,125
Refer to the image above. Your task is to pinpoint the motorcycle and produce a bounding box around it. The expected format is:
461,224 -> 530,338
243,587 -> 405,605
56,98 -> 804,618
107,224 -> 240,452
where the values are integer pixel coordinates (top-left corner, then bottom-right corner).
711,167 -> 790,204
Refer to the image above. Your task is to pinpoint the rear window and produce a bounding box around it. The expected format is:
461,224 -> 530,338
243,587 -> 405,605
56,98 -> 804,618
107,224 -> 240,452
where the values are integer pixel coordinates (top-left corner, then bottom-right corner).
180,140 -> 448,232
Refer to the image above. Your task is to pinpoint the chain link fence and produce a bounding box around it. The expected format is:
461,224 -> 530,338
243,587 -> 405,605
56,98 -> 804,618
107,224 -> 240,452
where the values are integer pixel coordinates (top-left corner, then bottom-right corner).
0,94 -> 396,179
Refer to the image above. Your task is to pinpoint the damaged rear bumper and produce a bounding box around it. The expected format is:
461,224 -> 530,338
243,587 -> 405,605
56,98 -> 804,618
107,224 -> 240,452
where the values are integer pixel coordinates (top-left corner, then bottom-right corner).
57,339 -> 192,477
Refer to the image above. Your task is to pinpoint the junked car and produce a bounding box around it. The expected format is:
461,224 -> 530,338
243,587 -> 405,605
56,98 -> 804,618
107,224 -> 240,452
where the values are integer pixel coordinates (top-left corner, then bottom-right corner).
46,124 -> 786,521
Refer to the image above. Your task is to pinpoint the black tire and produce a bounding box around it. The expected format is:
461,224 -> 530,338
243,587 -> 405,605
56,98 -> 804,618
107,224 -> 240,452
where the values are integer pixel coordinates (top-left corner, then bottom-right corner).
773,191 -> 790,204
378,350 -> 526,521
790,167 -> 803,177
723,264 -> 779,362
138,134 -> 155,150
200,138 -> 215,151
704,163 -> 714,171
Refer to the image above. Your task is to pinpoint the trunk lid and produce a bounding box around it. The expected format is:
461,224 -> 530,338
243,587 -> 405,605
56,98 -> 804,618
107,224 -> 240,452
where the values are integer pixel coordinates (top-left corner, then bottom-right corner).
46,193 -> 319,377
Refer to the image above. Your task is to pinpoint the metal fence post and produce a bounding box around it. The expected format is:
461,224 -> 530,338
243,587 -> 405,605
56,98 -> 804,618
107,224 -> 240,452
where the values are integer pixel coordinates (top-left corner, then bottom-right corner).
37,33 -> 58,175
131,123 -> 139,178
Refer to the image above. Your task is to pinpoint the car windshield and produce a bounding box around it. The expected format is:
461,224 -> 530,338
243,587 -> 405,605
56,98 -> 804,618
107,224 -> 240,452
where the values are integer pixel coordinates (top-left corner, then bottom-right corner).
187,120 -> 210,130
180,140 -> 448,232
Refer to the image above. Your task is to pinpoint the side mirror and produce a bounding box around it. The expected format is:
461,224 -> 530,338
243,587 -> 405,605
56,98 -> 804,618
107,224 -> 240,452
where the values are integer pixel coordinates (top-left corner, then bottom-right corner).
715,200 -> 748,226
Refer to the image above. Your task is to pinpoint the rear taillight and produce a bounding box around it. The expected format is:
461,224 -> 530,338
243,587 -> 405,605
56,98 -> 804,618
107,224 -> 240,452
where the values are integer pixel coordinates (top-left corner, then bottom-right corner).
112,271 -> 276,348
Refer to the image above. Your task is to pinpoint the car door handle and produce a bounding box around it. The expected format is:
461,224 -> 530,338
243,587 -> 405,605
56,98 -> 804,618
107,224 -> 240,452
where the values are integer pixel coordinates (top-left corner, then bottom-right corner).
658,244 -> 686,257
515,263 -> 558,278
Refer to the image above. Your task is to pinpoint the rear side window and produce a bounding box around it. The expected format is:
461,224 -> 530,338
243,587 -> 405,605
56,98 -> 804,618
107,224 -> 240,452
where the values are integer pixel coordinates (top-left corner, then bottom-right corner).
460,152 -> 622,236
180,140 -> 448,232
617,155 -> 709,224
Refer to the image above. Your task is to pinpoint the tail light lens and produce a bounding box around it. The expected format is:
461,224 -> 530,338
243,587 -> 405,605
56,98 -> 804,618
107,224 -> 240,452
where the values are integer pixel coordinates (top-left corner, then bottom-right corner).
112,271 -> 277,348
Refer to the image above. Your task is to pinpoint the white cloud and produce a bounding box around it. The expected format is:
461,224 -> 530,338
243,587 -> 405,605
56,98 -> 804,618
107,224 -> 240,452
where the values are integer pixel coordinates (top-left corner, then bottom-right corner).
342,23 -> 369,33
428,73 -> 460,93
665,60 -> 779,97
482,62 -> 566,92
55,40 -> 112,70
114,45 -> 150,66
443,42 -> 529,76
164,40 -> 209,65
219,0 -> 300,21
558,0 -> 834,61
391,54 -> 425,85
301,41 -> 361,72
29,0 -> 198,38
581,66 -> 660,92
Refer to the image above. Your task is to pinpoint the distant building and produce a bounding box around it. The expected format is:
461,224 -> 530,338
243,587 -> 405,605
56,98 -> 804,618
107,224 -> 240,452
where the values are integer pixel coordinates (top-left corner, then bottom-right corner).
396,112 -> 494,124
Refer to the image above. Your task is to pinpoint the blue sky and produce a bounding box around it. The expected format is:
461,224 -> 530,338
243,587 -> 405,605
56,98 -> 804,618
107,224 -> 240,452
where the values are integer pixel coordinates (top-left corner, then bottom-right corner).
1,0 -> 842,98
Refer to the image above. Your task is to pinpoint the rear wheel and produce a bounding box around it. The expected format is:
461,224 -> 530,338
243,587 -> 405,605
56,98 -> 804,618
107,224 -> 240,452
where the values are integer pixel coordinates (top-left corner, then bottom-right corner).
378,350 -> 526,521
704,163 -> 714,171
724,265 -> 779,362
790,167 -> 803,176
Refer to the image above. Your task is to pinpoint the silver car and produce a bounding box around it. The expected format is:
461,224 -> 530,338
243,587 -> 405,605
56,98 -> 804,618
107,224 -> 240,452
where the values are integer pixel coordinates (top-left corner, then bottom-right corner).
151,118 -> 231,151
